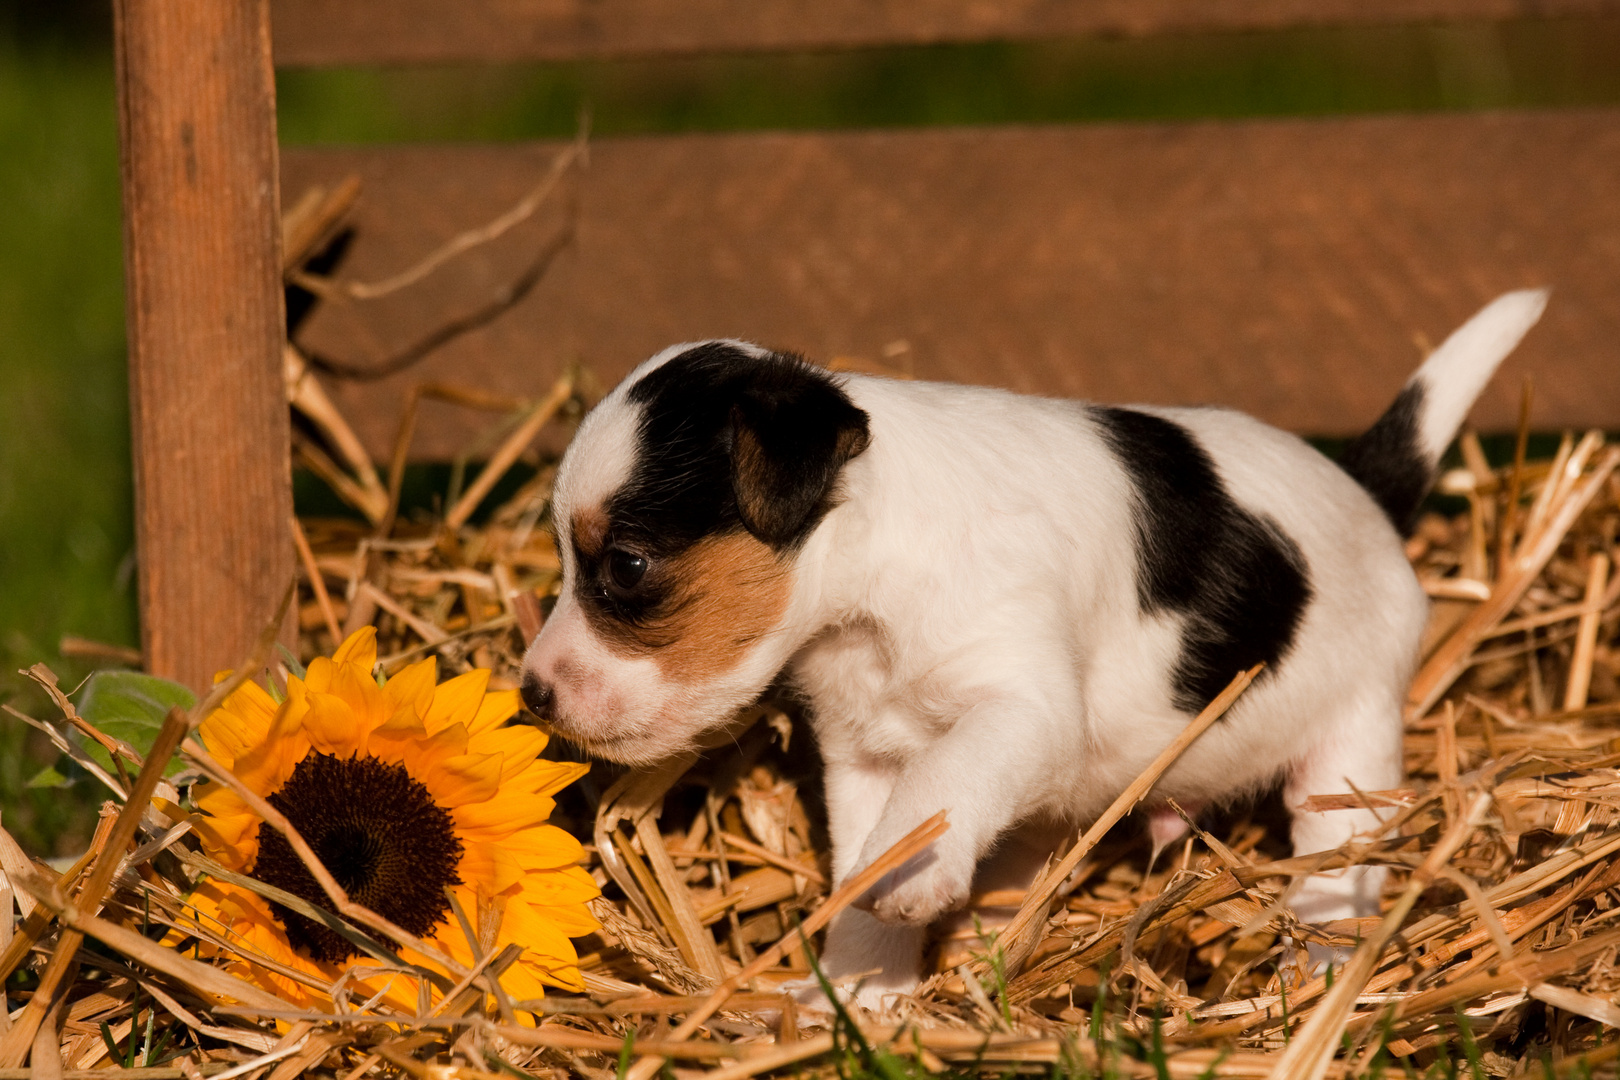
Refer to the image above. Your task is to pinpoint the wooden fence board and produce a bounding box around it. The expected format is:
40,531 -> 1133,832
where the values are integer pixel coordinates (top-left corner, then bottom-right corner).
118,0 -> 294,692
283,108 -> 1620,462
272,0 -> 1620,66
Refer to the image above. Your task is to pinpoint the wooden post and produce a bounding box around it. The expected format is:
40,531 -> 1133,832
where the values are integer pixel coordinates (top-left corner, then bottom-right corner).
115,0 -> 293,693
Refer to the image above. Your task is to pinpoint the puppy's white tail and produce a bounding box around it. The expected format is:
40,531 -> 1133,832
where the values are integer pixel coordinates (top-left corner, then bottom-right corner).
1338,289 -> 1549,537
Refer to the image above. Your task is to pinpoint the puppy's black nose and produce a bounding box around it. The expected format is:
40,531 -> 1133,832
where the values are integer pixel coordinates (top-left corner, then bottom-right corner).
520,671 -> 555,721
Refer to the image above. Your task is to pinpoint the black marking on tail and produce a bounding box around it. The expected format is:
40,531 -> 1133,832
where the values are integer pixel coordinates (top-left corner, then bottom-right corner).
1092,407 -> 1313,714
1336,382 -> 1430,538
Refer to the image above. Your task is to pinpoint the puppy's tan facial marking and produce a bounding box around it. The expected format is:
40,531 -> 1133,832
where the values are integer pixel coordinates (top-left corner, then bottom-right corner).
585,531 -> 790,684
571,508 -> 608,555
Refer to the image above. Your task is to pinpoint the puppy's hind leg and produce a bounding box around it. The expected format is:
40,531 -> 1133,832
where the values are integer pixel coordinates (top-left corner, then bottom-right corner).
1283,689 -> 1405,959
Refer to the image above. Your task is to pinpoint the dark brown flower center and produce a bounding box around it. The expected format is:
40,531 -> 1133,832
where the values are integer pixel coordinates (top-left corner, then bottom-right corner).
252,751 -> 463,963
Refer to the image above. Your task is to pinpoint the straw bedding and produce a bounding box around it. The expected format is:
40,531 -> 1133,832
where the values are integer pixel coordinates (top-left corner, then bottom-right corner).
6,371 -> 1619,1079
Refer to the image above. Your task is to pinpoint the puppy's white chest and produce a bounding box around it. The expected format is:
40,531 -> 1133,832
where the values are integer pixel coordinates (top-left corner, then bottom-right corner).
791,621 -> 954,764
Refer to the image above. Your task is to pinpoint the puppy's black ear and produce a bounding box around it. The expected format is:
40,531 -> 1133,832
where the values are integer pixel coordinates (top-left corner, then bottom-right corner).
729,364 -> 870,548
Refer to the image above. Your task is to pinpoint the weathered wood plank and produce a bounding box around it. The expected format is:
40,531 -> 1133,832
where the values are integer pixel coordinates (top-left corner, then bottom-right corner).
117,0 -> 294,693
272,0 -> 1620,66
284,109 -> 1620,461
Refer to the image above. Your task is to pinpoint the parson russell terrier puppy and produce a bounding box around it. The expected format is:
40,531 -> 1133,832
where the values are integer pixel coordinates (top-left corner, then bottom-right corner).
520,290 -> 1547,1008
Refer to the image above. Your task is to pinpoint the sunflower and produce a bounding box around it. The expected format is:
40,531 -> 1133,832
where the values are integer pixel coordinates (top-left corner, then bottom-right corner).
182,628 -> 599,1016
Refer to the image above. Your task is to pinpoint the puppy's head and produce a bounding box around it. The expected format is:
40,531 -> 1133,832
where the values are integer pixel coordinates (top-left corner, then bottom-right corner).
521,341 -> 870,764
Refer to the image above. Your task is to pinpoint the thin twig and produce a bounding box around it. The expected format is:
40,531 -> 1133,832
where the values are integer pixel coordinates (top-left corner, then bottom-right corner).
281,175 -> 360,273
444,370 -> 575,531
1564,551 -> 1610,711
291,514 -> 342,645
327,136 -> 583,301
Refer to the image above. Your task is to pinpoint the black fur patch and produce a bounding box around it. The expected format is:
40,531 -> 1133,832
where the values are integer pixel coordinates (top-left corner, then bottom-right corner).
606,343 -> 757,557
574,344 -> 868,626
1092,407 -> 1313,713
615,343 -> 867,549
1336,382 -> 1430,538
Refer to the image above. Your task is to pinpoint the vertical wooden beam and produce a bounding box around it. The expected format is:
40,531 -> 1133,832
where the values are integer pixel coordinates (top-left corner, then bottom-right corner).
115,0 -> 293,693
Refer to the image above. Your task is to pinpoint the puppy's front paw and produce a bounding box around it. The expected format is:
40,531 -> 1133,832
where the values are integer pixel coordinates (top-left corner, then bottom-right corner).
858,847 -> 974,926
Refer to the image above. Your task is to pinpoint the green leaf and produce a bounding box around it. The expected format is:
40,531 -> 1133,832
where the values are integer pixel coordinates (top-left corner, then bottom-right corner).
615,1030 -> 635,1080
75,670 -> 196,777
26,764 -> 72,789
1456,1006 -> 1487,1080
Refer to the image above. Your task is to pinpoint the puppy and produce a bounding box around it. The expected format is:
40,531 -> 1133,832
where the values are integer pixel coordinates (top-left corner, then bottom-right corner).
521,290 -> 1547,1008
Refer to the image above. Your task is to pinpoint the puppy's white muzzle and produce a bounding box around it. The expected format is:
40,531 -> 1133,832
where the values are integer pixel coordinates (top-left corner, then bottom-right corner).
518,593 -> 700,765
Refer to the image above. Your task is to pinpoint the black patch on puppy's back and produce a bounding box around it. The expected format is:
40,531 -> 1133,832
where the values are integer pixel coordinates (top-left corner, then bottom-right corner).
1091,407 -> 1312,714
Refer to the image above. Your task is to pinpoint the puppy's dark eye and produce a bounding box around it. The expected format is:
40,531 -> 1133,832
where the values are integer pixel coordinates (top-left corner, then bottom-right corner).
606,549 -> 649,591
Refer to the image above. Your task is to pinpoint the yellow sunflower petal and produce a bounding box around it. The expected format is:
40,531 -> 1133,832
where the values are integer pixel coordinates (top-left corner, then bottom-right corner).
331,625 -> 378,671
183,884 -> 328,1010
370,699 -> 428,741
385,722 -> 469,780
199,678 -> 280,769
433,930 -> 476,974
227,680 -> 312,795
300,656 -> 394,756
300,655 -> 337,694
503,901 -> 589,987
423,669 -> 490,736
189,810 -> 260,870
460,841 -> 526,897
512,864 -> 601,912
503,824 -> 586,870
193,781 -> 248,817
469,747 -> 576,796
466,727 -> 551,785
382,655 -> 438,716
452,793 -> 557,840
497,956 -> 558,1009
466,688 -> 523,738
420,751 -> 504,809
300,689 -> 363,758
386,721 -> 470,779
523,759 -> 592,800
523,902 -> 602,940
442,886 -> 505,954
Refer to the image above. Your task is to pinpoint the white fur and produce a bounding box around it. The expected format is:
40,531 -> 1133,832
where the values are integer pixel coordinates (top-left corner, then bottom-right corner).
1408,289 -> 1547,466
524,293 -> 1543,1010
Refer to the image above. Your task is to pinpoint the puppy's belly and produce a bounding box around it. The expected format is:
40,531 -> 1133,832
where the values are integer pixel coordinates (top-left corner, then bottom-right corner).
801,625 -> 1295,823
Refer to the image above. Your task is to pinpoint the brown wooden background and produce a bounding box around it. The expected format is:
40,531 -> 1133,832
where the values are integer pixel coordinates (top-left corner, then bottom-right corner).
287,110 -> 1620,461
